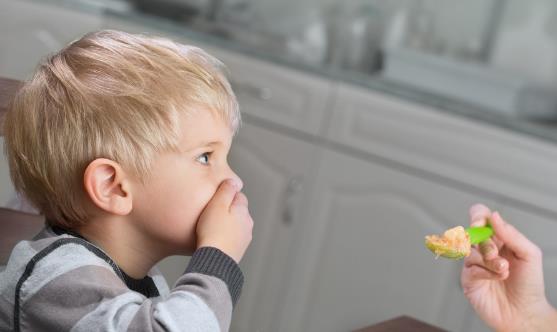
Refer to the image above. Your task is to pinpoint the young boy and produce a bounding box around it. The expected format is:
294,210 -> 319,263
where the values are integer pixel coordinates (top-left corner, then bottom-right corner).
0,30 -> 253,331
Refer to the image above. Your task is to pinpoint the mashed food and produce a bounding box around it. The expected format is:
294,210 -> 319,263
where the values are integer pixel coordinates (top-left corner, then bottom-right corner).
425,226 -> 471,260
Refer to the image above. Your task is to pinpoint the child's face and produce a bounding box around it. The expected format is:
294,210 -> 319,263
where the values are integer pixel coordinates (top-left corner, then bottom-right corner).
130,109 -> 241,255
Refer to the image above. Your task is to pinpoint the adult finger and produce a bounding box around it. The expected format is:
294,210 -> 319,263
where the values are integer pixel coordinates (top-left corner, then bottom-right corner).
463,264 -> 506,281
490,211 -> 541,261
479,238 -> 499,260
469,204 -> 492,227
465,247 -> 509,275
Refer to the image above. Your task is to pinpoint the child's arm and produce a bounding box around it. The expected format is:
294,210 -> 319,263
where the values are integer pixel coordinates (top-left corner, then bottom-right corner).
14,245 -> 238,331
15,179 -> 253,331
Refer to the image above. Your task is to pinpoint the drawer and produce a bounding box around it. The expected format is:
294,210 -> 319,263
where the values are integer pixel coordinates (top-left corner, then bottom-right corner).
208,47 -> 335,136
326,82 -> 557,215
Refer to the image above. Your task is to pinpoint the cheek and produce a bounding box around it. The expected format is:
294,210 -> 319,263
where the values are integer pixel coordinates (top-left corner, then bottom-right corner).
144,180 -> 217,250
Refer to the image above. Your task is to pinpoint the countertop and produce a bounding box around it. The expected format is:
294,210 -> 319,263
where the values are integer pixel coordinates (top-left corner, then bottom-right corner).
21,0 -> 557,145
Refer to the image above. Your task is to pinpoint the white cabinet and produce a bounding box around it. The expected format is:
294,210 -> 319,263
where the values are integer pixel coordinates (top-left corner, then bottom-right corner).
227,121 -> 322,332
325,83 -> 557,215
276,148 -> 498,332
0,0 -> 102,80
268,81 -> 557,332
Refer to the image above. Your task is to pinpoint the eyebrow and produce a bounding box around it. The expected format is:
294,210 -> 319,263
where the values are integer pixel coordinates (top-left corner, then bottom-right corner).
198,141 -> 222,147
185,140 -> 222,152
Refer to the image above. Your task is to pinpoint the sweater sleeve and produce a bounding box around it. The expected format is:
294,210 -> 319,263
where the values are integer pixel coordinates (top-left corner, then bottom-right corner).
18,244 -> 244,332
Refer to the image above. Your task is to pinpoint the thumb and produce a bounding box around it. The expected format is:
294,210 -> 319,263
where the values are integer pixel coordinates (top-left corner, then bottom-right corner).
209,179 -> 242,209
231,191 -> 249,212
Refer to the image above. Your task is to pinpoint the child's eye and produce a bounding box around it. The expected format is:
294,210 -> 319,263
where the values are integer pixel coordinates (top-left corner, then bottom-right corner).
196,152 -> 212,165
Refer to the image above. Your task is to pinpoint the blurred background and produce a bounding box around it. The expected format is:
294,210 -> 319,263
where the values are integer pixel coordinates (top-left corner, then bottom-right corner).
1,0 -> 557,331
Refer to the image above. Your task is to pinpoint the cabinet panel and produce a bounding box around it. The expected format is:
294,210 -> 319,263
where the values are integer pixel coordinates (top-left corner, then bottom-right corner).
278,149 -> 498,332
327,82 -> 557,215
227,121 -> 321,332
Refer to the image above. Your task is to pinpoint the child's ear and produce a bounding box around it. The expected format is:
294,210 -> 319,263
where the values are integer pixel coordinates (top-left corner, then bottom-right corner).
83,158 -> 133,216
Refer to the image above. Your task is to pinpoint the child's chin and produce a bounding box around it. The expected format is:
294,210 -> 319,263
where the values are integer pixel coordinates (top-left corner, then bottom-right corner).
175,246 -> 196,256
165,238 -> 196,256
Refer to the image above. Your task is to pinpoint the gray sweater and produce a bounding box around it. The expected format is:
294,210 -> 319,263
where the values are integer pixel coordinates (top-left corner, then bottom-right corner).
0,226 -> 244,331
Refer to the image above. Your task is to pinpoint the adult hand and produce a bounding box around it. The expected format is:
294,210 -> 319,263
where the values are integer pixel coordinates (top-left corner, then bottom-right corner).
461,204 -> 557,332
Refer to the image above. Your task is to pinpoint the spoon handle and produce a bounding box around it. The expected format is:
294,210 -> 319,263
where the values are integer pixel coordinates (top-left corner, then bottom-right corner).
466,225 -> 494,245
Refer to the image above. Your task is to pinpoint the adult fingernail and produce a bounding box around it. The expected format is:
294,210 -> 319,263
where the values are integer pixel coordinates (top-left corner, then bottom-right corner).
497,260 -> 507,271
470,204 -> 488,217
480,243 -> 496,258
471,218 -> 485,227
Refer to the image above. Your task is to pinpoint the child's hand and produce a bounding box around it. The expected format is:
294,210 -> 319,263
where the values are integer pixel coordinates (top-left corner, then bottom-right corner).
196,179 -> 253,263
461,204 -> 557,331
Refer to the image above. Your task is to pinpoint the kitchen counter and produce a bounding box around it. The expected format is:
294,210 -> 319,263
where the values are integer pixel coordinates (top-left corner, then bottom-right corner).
21,0 -> 557,144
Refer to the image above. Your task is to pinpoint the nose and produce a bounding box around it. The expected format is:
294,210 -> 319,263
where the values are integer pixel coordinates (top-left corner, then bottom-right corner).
224,167 -> 243,191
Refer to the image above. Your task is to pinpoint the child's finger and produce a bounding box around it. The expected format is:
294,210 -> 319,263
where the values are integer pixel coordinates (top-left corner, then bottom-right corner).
491,211 -> 541,261
230,191 -> 249,212
212,179 -> 242,208
469,204 -> 492,227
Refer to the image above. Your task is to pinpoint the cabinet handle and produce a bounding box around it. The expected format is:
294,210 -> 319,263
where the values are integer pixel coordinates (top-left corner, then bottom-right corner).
281,176 -> 303,225
231,79 -> 272,101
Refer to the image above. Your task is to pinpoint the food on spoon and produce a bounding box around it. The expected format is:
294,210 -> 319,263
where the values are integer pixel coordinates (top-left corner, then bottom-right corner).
425,226 -> 471,260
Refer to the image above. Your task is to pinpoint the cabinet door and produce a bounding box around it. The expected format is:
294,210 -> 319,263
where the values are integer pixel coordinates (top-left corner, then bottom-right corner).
278,149 -> 498,332
0,0 -> 102,80
226,121 -> 321,332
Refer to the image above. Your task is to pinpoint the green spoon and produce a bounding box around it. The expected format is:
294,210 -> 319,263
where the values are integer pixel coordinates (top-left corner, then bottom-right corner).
425,225 -> 494,260
467,225 -> 494,245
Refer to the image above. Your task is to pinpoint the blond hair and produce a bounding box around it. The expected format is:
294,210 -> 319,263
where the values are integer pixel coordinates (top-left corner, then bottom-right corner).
3,30 -> 240,228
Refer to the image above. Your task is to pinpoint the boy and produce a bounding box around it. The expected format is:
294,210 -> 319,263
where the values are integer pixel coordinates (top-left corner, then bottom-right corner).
0,30 -> 253,331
